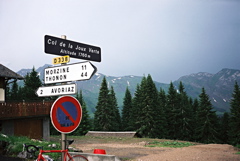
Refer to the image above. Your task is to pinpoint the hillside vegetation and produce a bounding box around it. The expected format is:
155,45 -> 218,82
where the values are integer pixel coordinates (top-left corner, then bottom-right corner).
7,67 -> 240,146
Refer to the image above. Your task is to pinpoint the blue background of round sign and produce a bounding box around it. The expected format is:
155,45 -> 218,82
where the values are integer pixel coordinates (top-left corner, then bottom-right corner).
57,101 -> 77,126
50,95 -> 82,133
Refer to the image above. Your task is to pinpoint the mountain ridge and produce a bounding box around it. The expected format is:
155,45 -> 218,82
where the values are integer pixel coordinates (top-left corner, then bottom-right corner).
174,68 -> 240,113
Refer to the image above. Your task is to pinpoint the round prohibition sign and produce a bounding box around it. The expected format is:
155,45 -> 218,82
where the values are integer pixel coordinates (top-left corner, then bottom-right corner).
50,95 -> 82,134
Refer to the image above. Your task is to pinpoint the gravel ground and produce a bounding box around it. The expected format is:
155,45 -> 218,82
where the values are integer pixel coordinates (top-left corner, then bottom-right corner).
75,142 -> 240,161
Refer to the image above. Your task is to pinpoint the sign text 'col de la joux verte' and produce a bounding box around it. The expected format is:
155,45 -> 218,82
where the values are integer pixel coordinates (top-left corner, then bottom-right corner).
45,35 -> 101,62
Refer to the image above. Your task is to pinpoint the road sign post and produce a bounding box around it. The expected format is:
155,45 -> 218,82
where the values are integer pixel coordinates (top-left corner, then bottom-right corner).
42,35 -> 100,161
50,95 -> 82,133
45,35 -> 101,62
44,61 -> 97,84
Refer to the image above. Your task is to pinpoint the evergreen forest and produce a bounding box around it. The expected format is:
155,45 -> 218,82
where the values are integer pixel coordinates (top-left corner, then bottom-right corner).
6,68 -> 240,146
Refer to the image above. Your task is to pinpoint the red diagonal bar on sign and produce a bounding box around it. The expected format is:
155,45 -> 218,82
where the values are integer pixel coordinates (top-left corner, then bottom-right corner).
58,104 -> 76,124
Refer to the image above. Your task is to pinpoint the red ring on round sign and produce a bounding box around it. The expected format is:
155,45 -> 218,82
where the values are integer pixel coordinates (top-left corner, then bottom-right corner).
50,95 -> 82,134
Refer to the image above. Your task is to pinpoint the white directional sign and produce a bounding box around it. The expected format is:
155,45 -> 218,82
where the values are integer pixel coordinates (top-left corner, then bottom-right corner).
44,61 -> 97,84
36,84 -> 77,97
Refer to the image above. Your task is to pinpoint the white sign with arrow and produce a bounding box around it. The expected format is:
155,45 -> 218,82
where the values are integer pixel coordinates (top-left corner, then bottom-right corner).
44,61 -> 97,84
36,83 -> 77,97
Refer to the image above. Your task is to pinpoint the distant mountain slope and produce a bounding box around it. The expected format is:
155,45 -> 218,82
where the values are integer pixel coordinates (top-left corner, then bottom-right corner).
17,65 -> 240,116
174,68 -> 240,113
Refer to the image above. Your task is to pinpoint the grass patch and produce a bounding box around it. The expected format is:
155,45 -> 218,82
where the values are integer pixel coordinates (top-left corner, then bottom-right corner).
236,144 -> 240,149
146,141 -> 194,148
0,134 -> 61,160
235,144 -> 240,155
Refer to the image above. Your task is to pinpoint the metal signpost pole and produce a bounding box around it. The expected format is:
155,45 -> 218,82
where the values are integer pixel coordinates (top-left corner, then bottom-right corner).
61,133 -> 66,161
61,35 -> 67,161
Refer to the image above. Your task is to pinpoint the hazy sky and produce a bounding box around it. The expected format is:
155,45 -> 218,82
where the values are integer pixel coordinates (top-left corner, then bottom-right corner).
1,0 -> 240,83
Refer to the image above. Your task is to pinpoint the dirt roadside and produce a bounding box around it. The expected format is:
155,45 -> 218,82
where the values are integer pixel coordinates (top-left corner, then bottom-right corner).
73,138 -> 240,161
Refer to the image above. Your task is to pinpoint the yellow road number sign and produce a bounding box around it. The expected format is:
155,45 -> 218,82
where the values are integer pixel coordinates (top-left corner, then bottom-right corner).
53,55 -> 70,65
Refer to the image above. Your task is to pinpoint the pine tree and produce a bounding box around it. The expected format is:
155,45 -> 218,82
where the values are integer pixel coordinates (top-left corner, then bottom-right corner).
121,87 -> 133,130
131,84 -> 142,130
18,86 -> 24,101
109,86 -> 121,131
71,90 -> 91,135
137,77 -> 153,137
177,82 -> 192,140
22,67 -> 42,100
132,77 -> 147,131
196,88 -> 219,143
136,81 -> 148,136
165,82 -> 179,139
191,98 -> 199,141
229,82 -> 240,145
137,75 -> 159,138
5,83 -> 11,101
147,75 -> 162,138
157,88 -> 168,138
219,112 -> 230,143
94,77 -> 111,131
9,81 -> 19,100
